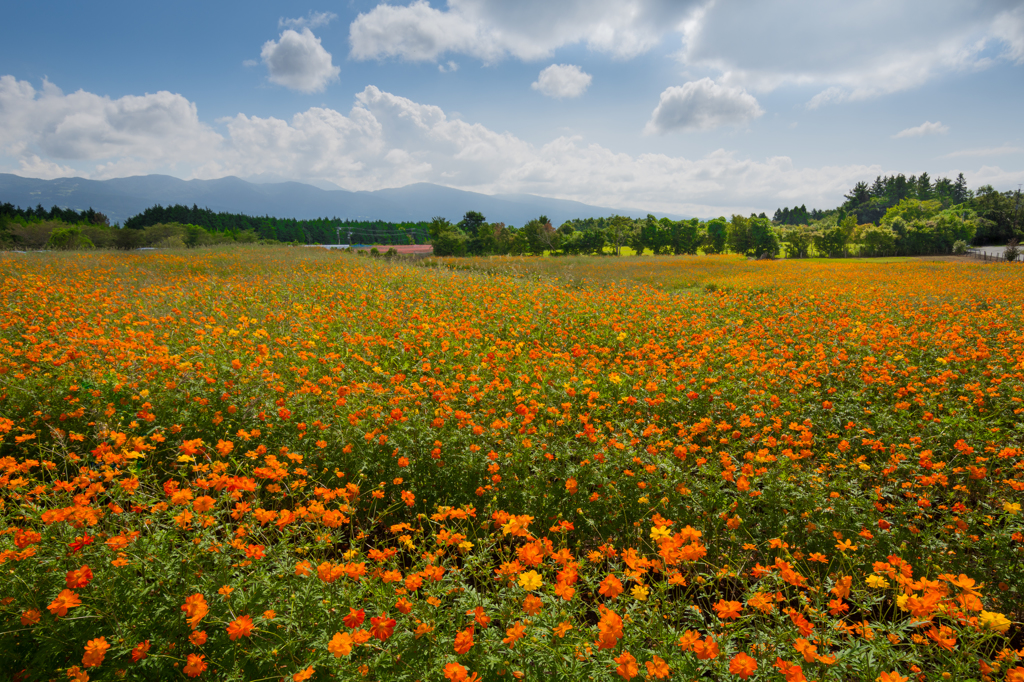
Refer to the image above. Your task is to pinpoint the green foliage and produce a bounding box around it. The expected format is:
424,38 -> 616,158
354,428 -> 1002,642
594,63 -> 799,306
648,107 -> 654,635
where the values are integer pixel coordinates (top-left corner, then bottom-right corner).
860,225 -> 898,257
726,215 -> 751,255
45,226 -> 95,250
429,217 -> 468,257
703,218 -> 728,254
779,225 -> 814,258
748,216 -> 780,258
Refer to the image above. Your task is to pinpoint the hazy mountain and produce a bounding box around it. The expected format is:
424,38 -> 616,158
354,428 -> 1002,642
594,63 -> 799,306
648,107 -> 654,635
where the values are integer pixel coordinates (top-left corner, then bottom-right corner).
0,174 -> 684,226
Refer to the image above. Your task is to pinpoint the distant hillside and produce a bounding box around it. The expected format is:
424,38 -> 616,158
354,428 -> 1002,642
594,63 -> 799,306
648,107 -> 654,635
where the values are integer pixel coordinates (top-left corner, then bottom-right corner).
0,174 -> 684,226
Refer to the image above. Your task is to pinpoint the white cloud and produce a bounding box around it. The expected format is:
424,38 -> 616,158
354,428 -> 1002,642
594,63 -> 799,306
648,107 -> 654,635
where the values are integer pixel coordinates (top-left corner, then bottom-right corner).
349,0 -> 702,62
279,11 -> 337,30
531,64 -> 592,99
438,61 -> 459,73
645,78 -> 763,134
892,121 -> 949,139
679,0 -> 1024,106
0,75 -> 222,169
2,77 -> 1017,216
992,5 -> 1024,63
943,144 -> 1024,158
261,28 -> 340,93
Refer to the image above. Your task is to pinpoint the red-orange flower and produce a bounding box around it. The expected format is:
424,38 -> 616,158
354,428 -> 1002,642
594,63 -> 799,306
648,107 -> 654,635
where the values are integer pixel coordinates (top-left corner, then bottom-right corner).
82,636 -> 109,667
646,655 -> 670,679
344,608 -> 365,628
181,593 -> 209,629
227,614 -> 255,640
713,599 -> 743,620
131,640 -> 151,662
503,621 -> 526,647
599,574 -> 623,599
729,652 -> 757,679
614,651 -> 638,680
454,626 -> 475,655
47,589 -> 81,617
444,662 -> 468,681
370,614 -> 396,641
183,653 -> 208,677
66,565 -> 94,589
693,636 -> 720,660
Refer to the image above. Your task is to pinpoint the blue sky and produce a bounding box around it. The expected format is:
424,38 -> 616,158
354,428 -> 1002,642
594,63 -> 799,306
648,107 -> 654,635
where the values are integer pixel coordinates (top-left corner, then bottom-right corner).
1,0 -> 1022,216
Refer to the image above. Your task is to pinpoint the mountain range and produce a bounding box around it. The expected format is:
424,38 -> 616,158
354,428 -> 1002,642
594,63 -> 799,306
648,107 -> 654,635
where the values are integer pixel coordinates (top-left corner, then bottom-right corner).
0,174 -> 682,226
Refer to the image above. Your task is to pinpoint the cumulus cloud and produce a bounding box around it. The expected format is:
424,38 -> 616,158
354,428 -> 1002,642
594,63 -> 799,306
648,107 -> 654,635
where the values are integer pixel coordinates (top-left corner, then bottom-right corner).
279,11 -> 337,30
679,0 -> 1024,106
261,28 -> 340,93
2,76 -> 1015,216
438,60 -> 459,73
0,75 -> 222,170
645,78 -> 762,134
531,64 -> 592,98
349,0 -> 702,62
892,121 -> 949,139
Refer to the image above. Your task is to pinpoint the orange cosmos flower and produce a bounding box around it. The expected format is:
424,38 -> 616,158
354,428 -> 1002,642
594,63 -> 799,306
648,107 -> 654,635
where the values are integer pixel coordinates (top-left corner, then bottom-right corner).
554,582 -> 575,600
183,653 -> 208,677
522,594 -> 543,615
20,609 -> 41,626
598,574 -> 623,599
877,673 -> 908,682
293,667 -> 315,681
713,599 -> 743,620
82,636 -> 109,667
328,632 -> 354,657
395,597 -> 413,614
503,621 -> 526,647
1004,667 -> 1023,682
227,614 -> 255,640
47,589 -> 81,617
553,621 -> 573,638
131,640 -> 150,662
693,636 -> 720,660
344,608 -> 365,628
646,655 -> 670,679
467,606 -> 490,627
454,626 -> 474,654
614,651 -> 639,680
444,662 -> 469,681
66,666 -> 88,682
189,630 -> 208,646
181,593 -> 209,629
370,614 -> 396,641
65,565 -> 93,589
729,652 -> 757,679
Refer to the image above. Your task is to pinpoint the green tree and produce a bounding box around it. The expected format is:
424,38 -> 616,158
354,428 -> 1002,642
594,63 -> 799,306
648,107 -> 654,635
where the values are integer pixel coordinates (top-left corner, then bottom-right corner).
606,215 -> 633,256
726,215 -> 751,254
748,216 -> 781,258
704,218 -> 728,254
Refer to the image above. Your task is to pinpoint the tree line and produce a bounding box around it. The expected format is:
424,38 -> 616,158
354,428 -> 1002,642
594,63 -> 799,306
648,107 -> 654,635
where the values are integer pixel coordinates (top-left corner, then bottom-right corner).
0,202 -> 432,250
431,174 -> 1021,259
2,173 -> 1020,256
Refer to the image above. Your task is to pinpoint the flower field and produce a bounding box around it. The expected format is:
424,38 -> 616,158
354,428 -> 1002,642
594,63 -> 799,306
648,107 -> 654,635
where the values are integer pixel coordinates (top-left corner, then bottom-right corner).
1,248 -> 1022,682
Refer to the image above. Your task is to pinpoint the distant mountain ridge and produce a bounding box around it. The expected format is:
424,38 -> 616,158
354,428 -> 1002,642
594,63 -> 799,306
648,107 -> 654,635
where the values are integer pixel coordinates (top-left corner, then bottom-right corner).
0,174 -> 683,226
